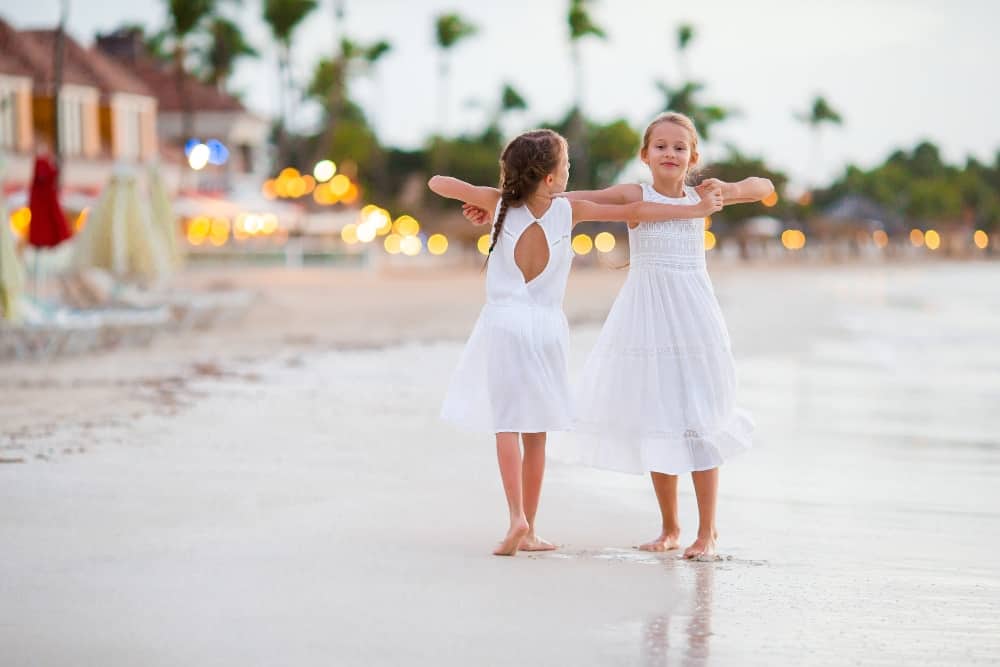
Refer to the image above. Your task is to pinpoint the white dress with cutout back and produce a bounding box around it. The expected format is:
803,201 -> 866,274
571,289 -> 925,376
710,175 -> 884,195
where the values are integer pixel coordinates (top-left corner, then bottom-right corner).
441,197 -> 574,433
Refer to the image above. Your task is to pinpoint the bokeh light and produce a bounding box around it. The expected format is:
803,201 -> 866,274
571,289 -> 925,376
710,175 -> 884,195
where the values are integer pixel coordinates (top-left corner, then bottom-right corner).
357,222 -> 377,243
704,230 -> 717,250
925,229 -> 941,250
873,230 -> 889,248
313,160 -> 337,183
428,233 -> 449,255
10,207 -> 31,238
262,179 -> 277,200
973,230 -> 989,249
909,229 -> 924,247
329,174 -> 351,197
394,215 -> 420,237
762,191 -> 779,207
781,229 -> 806,250
400,235 -> 422,256
261,214 -> 278,234
341,223 -> 359,244
209,218 -> 230,246
74,207 -> 90,232
594,231 -> 616,253
477,234 -> 491,255
572,234 -> 593,255
188,143 -> 210,170
186,216 -> 211,245
384,233 -> 402,254
343,183 -> 360,205
206,139 -> 229,165
313,182 -> 335,205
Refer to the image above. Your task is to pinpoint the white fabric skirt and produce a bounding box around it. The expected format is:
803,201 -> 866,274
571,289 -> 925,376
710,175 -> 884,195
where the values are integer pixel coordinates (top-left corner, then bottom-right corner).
441,303 -> 573,434
560,267 -> 753,474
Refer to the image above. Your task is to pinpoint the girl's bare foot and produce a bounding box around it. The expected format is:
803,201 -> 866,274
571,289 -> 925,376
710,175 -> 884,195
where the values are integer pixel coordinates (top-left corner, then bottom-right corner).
683,532 -> 718,559
493,518 -> 530,556
519,533 -> 557,551
638,531 -> 681,552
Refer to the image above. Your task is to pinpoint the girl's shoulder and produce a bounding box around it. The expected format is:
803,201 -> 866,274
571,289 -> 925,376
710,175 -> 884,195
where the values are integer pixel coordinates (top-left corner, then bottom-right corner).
618,183 -> 645,201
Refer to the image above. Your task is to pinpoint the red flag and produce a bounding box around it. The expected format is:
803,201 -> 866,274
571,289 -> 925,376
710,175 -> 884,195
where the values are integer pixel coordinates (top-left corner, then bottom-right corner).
28,155 -> 72,248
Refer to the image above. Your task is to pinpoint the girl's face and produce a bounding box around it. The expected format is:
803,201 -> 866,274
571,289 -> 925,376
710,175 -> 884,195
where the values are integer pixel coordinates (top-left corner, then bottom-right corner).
642,122 -> 697,180
545,144 -> 570,194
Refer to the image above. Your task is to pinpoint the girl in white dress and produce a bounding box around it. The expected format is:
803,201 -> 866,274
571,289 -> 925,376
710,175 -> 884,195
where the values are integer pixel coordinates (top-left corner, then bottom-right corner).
463,113 -> 773,559
428,129 -> 722,556
564,113 -> 772,559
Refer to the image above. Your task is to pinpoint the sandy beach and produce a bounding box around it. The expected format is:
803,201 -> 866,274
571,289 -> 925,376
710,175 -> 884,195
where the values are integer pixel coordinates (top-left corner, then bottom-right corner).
2,259 -> 999,666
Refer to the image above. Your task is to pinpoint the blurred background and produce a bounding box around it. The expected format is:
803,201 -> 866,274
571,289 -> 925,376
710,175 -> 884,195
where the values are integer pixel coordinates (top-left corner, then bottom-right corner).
1,0 -> 997,281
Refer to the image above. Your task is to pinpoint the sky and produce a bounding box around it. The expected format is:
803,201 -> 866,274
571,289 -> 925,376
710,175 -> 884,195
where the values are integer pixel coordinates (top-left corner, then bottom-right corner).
4,0 -> 999,187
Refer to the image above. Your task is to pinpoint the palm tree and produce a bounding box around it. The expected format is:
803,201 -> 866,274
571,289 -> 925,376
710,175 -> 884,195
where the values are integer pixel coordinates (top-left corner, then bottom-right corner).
675,23 -> 694,80
481,82 -> 527,136
164,0 -> 219,141
796,95 -> 843,189
309,38 -> 391,118
262,0 -> 319,162
566,0 -> 606,187
567,0 -> 606,112
434,13 -> 477,135
655,80 -> 732,142
201,17 -> 257,91
308,37 -> 391,158
500,83 -> 527,116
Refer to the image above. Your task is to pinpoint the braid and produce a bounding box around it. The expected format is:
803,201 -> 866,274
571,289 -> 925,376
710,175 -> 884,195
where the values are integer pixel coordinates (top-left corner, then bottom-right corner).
488,199 -> 510,255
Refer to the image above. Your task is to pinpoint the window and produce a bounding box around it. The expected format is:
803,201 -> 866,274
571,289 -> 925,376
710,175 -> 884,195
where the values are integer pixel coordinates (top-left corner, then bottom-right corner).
0,77 -> 27,150
58,92 -> 84,157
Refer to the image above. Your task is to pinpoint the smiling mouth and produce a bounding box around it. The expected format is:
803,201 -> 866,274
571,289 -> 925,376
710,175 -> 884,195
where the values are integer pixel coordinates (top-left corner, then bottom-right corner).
661,162 -> 679,167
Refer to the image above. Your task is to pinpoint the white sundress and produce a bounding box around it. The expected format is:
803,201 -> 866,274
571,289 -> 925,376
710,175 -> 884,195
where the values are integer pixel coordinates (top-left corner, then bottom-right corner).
568,184 -> 753,474
441,197 -> 574,434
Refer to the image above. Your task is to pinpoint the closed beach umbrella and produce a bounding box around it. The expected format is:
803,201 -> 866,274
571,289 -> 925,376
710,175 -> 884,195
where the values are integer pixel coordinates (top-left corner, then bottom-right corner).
27,154 -> 72,248
147,163 -> 183,269
72,168 -> 170,284
1,191 -> 26,322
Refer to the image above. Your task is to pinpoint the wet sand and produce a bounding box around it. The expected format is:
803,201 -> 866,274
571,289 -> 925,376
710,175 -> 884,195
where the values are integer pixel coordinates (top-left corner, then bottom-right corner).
1,260 -> 998,665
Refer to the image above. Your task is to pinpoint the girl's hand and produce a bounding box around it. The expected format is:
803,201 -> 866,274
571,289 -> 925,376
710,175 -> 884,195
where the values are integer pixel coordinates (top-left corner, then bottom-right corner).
462,203 -> 492,225
696,178 -> 724,194
695,186 -> 724,216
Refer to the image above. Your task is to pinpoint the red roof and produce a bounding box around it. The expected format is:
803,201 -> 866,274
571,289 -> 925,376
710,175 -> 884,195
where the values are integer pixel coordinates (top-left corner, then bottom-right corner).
126,58 -> 245,113
23,29 -> 153,98
0,19 -> 94,90
95,28 -> 247,114
0,20 -> 154,100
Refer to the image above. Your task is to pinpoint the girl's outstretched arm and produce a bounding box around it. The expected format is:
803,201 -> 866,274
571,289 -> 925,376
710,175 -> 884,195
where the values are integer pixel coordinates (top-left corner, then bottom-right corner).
570,189 -> 722,226
559,183 -> 643,205
427,176 -> 501,212
697,177 -> 774,205
461,183 -> 681,226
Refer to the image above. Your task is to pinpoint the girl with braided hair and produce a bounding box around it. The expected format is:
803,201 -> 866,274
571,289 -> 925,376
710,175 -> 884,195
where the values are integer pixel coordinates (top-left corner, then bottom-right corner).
462,114 -> 775,559
428,128 -> 722,556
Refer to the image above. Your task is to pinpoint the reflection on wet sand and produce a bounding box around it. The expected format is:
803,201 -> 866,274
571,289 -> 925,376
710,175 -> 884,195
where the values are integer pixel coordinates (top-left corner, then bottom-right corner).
643,561 -> 715,667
